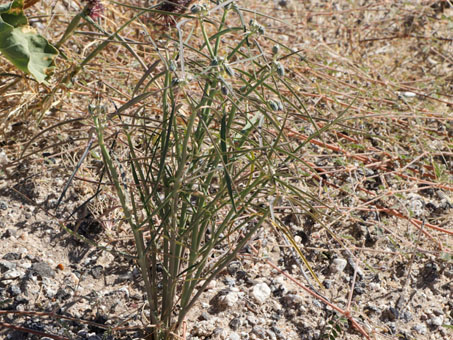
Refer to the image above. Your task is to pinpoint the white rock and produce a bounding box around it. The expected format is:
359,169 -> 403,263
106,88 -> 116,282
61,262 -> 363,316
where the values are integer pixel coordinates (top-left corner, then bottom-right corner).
44,286 -> 57,298
413,324 -> 427,334
330,258 -> 347,273
18,262 -> 32,269
251,283 -> 271,304
401,91 -> 416,97
219,291 -> 239,307
229,332 -> 241,340
3,269 -> 25,279
205,279 -> 217,290
430,316 -> 444,327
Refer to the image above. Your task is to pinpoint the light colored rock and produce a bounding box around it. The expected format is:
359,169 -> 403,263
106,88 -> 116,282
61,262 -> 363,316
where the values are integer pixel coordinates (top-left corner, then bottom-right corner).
229,332 -> 240,340
3,269 -> 25,279
205,279 -> 217,290
251,283 -> 271,304
219,291 -> 239,308
330,258 -> 347,273
430,316 -> 444,327
413,324 -> 427,335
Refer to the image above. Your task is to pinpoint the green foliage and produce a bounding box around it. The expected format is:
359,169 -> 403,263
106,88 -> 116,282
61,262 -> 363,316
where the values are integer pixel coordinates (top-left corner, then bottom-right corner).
322,316 -> 348,340
0,0 -> 58,83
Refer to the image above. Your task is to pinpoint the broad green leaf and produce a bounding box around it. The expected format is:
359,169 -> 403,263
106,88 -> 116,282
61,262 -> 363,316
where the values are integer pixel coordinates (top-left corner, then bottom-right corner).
0,0 -> 58,83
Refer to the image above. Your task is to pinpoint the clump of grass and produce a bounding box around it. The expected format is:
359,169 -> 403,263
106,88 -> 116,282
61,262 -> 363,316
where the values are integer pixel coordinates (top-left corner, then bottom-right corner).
90,1 -> 325,338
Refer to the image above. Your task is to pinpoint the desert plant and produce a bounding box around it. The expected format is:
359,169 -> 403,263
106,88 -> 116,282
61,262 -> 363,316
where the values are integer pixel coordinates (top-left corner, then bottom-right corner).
91,1 -> 328,338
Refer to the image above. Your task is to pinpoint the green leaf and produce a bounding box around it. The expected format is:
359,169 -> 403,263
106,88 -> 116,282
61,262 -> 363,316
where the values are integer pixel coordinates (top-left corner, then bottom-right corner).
0,0 -> 58,83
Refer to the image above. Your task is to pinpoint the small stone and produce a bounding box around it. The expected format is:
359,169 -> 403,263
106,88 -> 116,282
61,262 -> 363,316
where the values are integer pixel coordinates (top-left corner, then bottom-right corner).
3,252 -> 20,260
218,291 -> 239,308
229,332 -> 241,340
0,260 -> 16,271
3,269 -> 25,279
281,294 -> 303,308
246,315 -> 258,326
381,307 -> 399,321
87,336 -> 102,340
401,311 -> 413,322
229,317 -> 241,330
8,285 -> 21,296
323,280 -> 332,289
271,326 -> 284,340
223,277 -> 236,287
213,327 -> 227,339
430,315 -> 444,327
251,283 -> 271,304
18,262 -> 31,269
205,279 -> 217,290
330,258 -> 347,273
236,270 -> 248,281
30,262 -> 55,278
251,326 -> 266,338
228,261 -> 241,275
199,312 -> 211,321
91,265 -> 103,279
44,286 -> 57,298
1,229 -> 16,239
0,201 -> 7,210
265,330 -> 277,340
412,324 -> 427,335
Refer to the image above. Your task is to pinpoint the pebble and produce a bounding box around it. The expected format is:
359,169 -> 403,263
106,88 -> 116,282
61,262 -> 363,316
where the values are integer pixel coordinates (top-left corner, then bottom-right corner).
281,294 -> 303,308
323,279 -> 332,289
430,315 -> 444,327
3,252 -> 21,260
229,317 -> 241,330
223,277 -> 236,287
271,326 -> 284,340
18,262 -> 31,269
87,335 -> 102,340
251,326 -> 266,338
228,261 -> 241,275
199,312 -> 211,321
0,260 -> 17,271
247,315 -> 258,326
251,283 -> 271,304
412,324 -> 427,334
8,285 -> 21,296
205,279 -> 217,290
91,265 -> 103,279
278,0 -> 289,8
265,330 -> 277,340
30,262 -> 55,278
2,229 -> 16,239
381,307 -> 398,321
219,291 -> 239,308
330,258 -> 347,273
401,310 -> 413,322
229,332 -> 241,340
3,269 -> 25,279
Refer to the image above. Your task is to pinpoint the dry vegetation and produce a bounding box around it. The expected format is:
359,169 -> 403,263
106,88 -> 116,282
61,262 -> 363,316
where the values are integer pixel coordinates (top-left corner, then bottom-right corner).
0,1 -> 452,340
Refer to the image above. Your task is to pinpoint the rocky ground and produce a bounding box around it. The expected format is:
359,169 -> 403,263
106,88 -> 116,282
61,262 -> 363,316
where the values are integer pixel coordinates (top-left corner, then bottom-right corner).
0,154 -> 452,340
